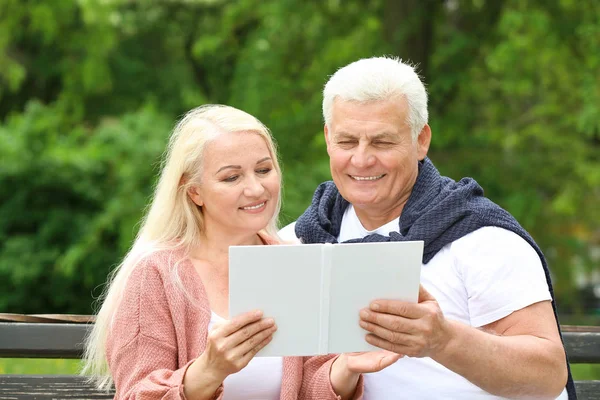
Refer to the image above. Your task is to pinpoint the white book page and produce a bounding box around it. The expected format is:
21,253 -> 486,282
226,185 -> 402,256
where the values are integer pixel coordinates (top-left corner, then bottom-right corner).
326,241 -> 423,354
229,244 -> 323,356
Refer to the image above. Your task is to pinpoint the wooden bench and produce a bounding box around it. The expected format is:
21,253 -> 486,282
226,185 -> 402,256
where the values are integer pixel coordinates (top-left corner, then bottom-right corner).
0,314 -> 599,399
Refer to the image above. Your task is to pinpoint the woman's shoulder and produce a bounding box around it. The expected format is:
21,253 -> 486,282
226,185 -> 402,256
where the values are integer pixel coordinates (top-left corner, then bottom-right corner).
121,244 -> 205,312
128,244 -> 189,280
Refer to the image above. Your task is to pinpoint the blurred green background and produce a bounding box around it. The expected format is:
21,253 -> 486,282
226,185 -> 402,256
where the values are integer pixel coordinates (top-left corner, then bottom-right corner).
0,0 -> 598,375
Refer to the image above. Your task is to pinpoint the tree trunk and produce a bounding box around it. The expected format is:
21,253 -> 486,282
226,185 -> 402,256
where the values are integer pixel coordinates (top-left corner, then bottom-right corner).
383,0 -> 441,82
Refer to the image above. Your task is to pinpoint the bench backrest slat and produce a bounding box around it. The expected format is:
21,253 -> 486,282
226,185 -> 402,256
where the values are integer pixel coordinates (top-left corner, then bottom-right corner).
572,380 -> 600,400
563,332 -> 600,364
0,322 -> 87,358
1,322 -> 599,362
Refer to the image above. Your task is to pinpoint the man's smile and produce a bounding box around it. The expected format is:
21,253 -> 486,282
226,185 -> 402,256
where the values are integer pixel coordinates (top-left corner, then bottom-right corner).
349,174 -> 386,181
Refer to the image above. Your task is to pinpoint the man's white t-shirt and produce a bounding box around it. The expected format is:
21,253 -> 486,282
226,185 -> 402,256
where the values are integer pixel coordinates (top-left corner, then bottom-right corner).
279,205 -> 567,400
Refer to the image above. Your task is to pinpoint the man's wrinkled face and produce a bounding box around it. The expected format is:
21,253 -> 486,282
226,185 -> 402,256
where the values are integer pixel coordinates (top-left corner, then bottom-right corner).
325,98 -> 430,219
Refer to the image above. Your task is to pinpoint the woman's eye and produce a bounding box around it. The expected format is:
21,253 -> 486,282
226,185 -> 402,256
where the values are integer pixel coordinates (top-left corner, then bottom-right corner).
257,168 -> 272,175
223,175 -> 239,182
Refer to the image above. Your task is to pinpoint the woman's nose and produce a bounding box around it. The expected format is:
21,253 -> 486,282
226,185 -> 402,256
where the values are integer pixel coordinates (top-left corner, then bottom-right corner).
243,176 -> 265,197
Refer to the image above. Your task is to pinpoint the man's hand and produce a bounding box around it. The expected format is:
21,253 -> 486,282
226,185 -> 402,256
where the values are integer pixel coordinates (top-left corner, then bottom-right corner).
358,285 -> 452,358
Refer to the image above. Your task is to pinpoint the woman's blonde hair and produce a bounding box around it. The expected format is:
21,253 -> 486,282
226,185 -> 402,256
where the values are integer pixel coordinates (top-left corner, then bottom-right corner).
81,104 -> 282,389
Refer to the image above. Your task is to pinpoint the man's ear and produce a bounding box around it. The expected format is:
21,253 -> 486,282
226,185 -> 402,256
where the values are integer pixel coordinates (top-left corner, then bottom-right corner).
324,124 -> 332,151
187,185 -> 203,207
417,124 -> 432,161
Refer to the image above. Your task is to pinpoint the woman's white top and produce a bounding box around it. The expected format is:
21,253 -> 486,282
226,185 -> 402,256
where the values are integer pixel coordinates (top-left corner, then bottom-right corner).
207,312 -> 283,400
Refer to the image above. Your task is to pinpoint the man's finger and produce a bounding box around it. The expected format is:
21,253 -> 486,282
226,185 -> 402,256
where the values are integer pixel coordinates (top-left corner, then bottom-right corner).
365,333 -> 410,355
360,309 -> 419,335
418,284 -> 436,303
359,318 -> 416,344
367,300 -> 424,319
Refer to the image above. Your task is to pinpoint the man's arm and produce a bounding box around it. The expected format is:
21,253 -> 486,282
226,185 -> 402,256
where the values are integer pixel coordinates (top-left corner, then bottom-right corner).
359,286 -> 567,399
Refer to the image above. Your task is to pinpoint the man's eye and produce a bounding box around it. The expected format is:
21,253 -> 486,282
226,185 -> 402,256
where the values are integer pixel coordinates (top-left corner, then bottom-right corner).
257,168 -> 271,175
223,175 -> 239,182
374,141 -> 393,146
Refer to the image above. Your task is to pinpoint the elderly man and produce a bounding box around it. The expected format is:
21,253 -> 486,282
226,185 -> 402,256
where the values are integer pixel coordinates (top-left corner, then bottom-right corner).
280,57 -> 574,399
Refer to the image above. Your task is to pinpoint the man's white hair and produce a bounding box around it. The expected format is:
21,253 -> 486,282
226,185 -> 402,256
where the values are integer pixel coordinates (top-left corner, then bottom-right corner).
323,56 -> 428,140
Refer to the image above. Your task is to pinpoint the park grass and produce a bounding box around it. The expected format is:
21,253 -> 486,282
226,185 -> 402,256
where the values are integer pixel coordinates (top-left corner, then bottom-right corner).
571,363 -> 600,380
0,358 -> 598,380
0,358 -> 81,374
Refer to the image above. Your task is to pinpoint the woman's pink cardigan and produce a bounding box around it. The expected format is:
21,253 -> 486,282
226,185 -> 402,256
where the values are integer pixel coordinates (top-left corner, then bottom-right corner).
106,246 -> 364,399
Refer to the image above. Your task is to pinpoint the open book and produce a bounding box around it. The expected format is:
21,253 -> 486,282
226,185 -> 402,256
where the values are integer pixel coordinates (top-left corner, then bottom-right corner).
229,241 -> 423,357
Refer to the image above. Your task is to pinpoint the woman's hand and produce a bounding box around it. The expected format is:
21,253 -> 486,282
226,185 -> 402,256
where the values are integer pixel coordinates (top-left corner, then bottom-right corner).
201,310 -> 277,380
183,310 -> 276,398
330,351 -> 402,400
343,350 -> 403,373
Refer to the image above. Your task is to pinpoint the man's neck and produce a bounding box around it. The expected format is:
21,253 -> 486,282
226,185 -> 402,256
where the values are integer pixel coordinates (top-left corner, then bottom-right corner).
353,203 -> 404,231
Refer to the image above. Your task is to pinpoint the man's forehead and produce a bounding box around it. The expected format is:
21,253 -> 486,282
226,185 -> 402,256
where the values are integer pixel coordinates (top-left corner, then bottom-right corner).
332,130 -> 399,139
331,95 -> 408,110
330,97 -> 408,122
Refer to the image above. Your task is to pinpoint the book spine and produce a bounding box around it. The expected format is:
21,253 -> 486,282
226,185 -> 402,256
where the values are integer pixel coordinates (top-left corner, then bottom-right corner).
319,243 -> 333,354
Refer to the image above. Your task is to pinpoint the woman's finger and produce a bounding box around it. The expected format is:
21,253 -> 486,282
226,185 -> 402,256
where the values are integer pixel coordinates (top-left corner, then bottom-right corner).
379,353 -> 403,368
233,324 -> 277,359
209,320 -> 225,332
239,332 -> 275,366
345,351 -> 403,373
217,310 -> 264,337
226,317 -> 276,348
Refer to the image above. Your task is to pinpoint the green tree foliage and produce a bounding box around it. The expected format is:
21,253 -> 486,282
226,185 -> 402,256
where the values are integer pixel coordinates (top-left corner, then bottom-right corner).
0,0 -> 598,314
0,101 -> 170,312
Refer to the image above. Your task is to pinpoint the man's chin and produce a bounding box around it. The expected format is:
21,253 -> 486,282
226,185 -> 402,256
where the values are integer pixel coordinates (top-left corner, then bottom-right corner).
343,195 -> 379,209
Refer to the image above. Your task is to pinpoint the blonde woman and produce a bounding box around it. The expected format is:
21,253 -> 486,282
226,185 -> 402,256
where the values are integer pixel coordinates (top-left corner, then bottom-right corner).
82,105 -> 398,400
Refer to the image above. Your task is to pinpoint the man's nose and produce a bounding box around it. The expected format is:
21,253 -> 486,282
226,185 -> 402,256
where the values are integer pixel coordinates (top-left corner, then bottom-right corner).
350,144 -> 375,168
243,176 -> 266,197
